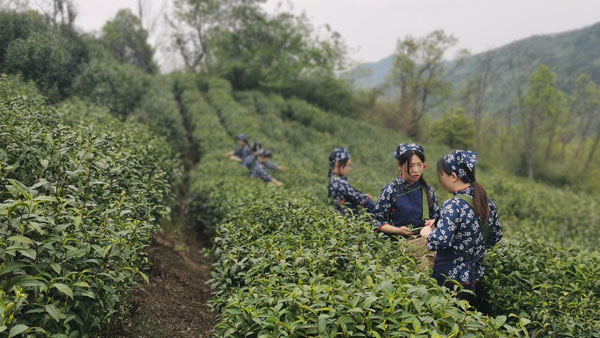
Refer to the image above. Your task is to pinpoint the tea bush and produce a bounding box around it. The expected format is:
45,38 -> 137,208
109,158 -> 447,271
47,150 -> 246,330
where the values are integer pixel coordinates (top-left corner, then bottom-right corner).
178,80 -> 530,337
484,237 -> 600,336
484,172 -> 600,250
0,77 -> 181,336
180,78 -> 600,337
130,75 -> 189,155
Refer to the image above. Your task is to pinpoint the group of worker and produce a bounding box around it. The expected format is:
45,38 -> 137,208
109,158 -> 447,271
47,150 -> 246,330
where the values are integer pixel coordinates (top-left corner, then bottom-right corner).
225,133 -> 284,186
329,143 -> 502,311
227,133 -> 503,311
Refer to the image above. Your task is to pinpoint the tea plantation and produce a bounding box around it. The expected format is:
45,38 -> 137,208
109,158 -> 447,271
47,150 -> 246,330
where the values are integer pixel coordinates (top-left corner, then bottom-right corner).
0,75 -> 182,336
176,75 -> 600,337
1,73 -> 599,336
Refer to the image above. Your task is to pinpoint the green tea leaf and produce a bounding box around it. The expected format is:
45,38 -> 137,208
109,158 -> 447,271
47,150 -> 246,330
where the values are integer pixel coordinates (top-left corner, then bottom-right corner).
34,196 -> 57,202
53,283 -> 74,299
8,324 -> 29,338
8,235 -> 34,245
45,304 -> 65,321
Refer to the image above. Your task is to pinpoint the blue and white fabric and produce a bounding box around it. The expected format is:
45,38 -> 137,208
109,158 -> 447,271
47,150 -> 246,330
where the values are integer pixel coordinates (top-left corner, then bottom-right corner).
250,161 -> 272,182
427,186 -> 503,285
243,154 -> 279,170
444,150 -> 478,182
394,143 -> 424,159
233,145 -> 251,160
330,147 -> 351,165
329,173 -> 374,215
371,176 -> 440,230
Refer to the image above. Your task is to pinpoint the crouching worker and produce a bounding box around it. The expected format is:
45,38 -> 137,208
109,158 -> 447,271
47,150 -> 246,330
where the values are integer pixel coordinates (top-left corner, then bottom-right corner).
225,133 -> 251,162
328,147 -> 375,216
250,150 -> 283,186
244,142 -> 286,171
372,143 -> 440,239
420,150 -> 503,310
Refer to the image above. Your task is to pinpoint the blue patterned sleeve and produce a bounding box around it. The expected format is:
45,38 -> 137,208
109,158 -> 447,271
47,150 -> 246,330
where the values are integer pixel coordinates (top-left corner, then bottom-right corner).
265,161 -> 279,170
427,185 -> 441,220
242,155 -> 254,168
233,146 -> 245,158
487,199 -> 503,247
340,180 -> 370,206
427,199 -> 462,251
371,183 -> 395,230
253,164 -> 273,182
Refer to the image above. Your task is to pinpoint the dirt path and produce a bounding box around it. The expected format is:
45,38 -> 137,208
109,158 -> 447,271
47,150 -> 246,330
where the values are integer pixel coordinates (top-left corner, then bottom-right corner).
108,231 -> 216,337
108,84 -> 218,337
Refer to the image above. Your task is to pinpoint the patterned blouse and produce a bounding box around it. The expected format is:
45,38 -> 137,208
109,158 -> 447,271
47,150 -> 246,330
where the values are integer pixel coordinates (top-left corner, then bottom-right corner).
329,174 -> 372,215
427,186 -> 503,284
250,161 -> 272,182
243,154 -> 278,170
233,145 -> 251,160
371,176 -> 440,230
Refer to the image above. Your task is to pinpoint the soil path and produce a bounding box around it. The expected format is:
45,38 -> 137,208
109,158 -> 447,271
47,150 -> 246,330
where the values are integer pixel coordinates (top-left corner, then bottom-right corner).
108,85 -> 217,337
109,232 -> 216,337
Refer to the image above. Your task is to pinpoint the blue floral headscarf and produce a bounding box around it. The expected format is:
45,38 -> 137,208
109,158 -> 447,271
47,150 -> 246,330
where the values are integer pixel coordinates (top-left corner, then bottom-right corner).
394,143 -> 424,159
329,147 -> 351,165
443,150 -> 478,182
236,133 -> 249,142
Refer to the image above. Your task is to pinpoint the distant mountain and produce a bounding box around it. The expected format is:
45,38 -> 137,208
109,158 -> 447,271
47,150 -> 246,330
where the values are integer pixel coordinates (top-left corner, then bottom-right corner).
351,55 -> 394,88
352,21 -> 600,112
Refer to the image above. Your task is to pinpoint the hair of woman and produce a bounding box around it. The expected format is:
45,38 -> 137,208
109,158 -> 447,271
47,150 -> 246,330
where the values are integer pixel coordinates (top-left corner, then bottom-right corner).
437,158 -> 489,220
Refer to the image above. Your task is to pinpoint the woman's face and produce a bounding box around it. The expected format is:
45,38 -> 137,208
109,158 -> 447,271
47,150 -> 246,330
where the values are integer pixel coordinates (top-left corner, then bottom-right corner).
336,158 -> 352,176
399,154 -> 424,184
438,170 -> 461,193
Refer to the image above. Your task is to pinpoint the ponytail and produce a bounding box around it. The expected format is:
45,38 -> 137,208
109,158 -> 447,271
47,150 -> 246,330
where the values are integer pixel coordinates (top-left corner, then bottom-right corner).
472,180 -> 490,221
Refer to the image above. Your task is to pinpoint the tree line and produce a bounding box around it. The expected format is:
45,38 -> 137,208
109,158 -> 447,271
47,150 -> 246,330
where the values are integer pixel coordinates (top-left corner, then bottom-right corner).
364,30 -> 600,189
1,0 -> 599,190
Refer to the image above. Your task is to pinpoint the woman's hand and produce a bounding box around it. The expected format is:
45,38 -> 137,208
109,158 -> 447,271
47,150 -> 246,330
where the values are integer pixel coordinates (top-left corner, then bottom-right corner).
398,226 -> 414,236
424,219 -> 436,227
420,225 -> 433,238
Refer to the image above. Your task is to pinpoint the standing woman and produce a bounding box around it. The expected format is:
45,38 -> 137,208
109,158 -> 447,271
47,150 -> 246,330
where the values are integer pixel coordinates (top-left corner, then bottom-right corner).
328,147 -> 376,215
372,143 -> 440,237
420,150 -> 503,307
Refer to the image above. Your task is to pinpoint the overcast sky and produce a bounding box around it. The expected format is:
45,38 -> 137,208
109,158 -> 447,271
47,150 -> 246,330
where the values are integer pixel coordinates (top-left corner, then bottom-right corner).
70,0 -> 600,67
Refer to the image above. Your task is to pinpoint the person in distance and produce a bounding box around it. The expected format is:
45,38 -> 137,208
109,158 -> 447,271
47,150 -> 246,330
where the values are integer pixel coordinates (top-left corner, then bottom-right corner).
328,147 -> 376,216
225,133 -> 251,162
250,149 -> 283,186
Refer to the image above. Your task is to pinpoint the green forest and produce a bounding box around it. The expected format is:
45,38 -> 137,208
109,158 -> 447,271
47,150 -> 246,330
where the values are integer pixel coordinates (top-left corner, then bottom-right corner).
0,1 -> 599,337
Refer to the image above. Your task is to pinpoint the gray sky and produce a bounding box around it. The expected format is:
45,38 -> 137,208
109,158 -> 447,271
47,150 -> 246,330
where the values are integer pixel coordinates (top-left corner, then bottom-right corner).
71,0 -> 600,66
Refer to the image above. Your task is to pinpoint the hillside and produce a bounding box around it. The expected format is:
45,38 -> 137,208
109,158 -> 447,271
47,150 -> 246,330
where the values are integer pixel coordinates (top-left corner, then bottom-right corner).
174,75 -> 600,336
353,21 -> 600,112
2,6 -> 600,335
3,70 -> 600,336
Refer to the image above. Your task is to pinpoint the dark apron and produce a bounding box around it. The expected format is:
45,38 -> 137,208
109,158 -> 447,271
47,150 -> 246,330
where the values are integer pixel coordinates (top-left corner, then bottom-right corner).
391,186 -> 426,228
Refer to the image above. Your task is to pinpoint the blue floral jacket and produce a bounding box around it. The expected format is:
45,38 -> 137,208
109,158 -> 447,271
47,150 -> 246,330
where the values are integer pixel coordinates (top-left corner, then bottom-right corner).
250,161 -> 272,182
427,186 -> 503,285
243,154 -> 278,170
329,174 -> 373,215
233,145 -> 251,160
